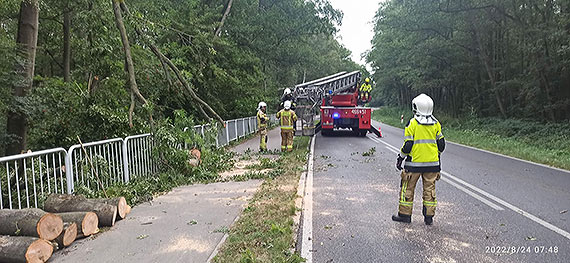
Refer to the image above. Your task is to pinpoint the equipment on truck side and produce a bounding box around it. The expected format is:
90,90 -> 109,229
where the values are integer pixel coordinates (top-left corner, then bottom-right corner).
291,71 -> 382,137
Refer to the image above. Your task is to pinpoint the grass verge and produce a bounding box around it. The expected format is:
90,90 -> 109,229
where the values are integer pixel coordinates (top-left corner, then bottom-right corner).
213,136 -> 311,263
373,107 -> 570,170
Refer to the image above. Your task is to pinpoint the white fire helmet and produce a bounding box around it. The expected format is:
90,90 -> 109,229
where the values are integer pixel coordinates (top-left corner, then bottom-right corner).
284,100 -> 292,110
412,94 -> 437,124
258,101 -> 267,110
284,88 -> 292,96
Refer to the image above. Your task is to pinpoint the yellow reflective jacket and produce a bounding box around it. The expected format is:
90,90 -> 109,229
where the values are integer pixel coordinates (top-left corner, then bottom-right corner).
360,83 -> 372,92
400,118 -> 445,172
257,110 -> 268,130
276,109 -> 297,130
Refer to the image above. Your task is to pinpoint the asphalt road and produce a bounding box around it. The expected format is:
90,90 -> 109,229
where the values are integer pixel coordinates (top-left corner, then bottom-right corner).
306,120 -> 570,263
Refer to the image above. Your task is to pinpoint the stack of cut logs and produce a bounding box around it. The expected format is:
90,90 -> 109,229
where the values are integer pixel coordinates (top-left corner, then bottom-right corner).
0,194 -> 131,263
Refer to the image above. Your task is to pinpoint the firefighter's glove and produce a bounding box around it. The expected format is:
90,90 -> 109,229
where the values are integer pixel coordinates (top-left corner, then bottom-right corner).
396,155 -> 405,171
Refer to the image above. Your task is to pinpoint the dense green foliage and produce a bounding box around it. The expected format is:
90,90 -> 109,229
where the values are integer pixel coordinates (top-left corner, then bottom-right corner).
1,0 -> 358,154
367,0 -> 570,121
373,107 -> 570,170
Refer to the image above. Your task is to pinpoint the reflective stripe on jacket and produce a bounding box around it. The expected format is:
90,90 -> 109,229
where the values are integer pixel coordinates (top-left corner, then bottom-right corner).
277,109 -> 297,130
360,83 -> 372,92
401,118 -> 444,172
257,110 -> 268,129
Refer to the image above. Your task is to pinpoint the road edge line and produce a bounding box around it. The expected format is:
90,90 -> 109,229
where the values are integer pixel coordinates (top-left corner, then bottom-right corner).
300,135 -> 316,262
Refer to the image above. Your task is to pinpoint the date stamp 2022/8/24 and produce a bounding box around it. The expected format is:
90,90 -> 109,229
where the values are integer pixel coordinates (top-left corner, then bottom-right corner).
485,246 -> 559,255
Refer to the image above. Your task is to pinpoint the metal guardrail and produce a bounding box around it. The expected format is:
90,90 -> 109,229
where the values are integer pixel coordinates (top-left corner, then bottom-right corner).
209,116 -> 275,148
66,138 -> 124,195
0,148 -> 67,209
123,134 -> 157,182
1,115 -> 266,209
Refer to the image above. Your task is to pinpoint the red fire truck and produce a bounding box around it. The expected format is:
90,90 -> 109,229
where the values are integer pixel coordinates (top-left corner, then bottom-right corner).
293,71 -> 381,137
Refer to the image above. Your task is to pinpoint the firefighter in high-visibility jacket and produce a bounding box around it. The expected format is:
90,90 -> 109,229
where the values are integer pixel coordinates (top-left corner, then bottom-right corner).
392,94 -> 445,225
360,78 -> 372,102
257,102 -> 268,151
276,100 -> 297,152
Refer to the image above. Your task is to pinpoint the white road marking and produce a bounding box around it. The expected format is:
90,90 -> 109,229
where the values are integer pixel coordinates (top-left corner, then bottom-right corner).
369,136 -> 503,211
384,146 -> 399,154
301,136 -> 316,262
440,177 -> 504,210
367,135 -> 570,240
441,171 -> 570,240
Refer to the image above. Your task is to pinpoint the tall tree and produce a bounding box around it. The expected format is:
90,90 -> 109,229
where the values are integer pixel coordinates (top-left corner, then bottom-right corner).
63,4 -> 71,82
6,0 -> 39,155
111,0 -> 148,127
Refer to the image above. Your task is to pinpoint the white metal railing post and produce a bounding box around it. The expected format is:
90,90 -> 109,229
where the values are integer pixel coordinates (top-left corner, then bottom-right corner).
122,139 -> 129,183
183,127 -> 189,149
64,152 -> 73,194
225,121 -> 229,145
234,119 -> 238,140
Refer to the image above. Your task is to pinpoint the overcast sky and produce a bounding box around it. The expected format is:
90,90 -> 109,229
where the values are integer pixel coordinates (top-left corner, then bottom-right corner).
328,0 -> 382,68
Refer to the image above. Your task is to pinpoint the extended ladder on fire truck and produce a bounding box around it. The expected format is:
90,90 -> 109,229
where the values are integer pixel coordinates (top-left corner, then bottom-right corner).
294,71 -> 360,103
292,71 -> 382,137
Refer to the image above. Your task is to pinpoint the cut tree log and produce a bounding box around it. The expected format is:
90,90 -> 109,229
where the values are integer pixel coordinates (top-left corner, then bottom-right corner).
124,205 -> 132,216
56,212 -> 98,238
93,197 -> 128,219
54,222 -> 77,249
0,235 -> 53,263
0,208 -> 63,241
43,194 -> 117,227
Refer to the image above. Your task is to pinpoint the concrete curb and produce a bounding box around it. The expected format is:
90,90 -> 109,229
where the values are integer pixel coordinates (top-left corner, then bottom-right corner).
292,137 -> 311,254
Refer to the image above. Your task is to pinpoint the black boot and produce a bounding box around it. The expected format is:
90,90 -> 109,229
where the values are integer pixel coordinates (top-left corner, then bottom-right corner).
423,206 -> 433,225
391,213 -> 411,223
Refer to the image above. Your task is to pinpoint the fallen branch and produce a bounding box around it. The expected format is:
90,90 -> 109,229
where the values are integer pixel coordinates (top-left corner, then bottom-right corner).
119,2 -> 225,125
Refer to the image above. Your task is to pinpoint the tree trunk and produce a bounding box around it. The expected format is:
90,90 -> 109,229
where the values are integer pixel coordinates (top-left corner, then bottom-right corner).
125,205 -> 131,215
215,0 -> 234,37
6,0 -> 39,155
93,197 -> 128,219
0,208 -> 63,241
56,212 -> 99,238
111,0 -> 147,106
63,7 -> 71,82
0,235 -> 53,263
54,222 -> 77,249
111,0 -> 150,128
43,194 -> 117,227
474,28 -> 507,118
